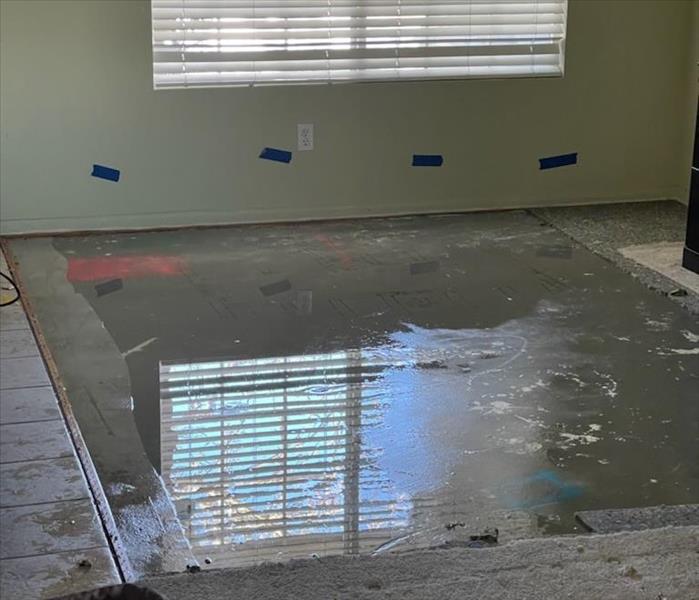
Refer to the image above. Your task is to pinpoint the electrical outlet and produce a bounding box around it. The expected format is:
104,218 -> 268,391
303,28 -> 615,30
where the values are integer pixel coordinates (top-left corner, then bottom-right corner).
297,123 -> 314,151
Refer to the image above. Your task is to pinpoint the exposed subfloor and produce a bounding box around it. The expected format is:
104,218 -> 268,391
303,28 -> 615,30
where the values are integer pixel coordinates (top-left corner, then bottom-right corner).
0,251 -> 121,600
530,200 -> 699,313
3,201 -> 699,581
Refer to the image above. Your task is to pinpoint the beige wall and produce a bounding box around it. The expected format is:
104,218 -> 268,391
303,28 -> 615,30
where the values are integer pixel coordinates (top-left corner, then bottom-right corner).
0,0 -> 696,234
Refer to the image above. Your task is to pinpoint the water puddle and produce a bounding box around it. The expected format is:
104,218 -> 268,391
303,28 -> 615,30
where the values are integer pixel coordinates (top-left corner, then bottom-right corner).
158,330 -> 536,566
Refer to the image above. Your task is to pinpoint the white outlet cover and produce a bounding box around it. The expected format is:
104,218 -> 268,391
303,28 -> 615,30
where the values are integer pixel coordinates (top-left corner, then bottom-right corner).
297,123 -> 314,151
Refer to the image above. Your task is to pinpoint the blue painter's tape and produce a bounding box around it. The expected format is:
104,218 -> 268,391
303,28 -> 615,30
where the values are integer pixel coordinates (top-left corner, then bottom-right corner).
260,147 -> 293,164
91,164 -> 120,182
413,154 -> 444,167
539,152 -> 578,170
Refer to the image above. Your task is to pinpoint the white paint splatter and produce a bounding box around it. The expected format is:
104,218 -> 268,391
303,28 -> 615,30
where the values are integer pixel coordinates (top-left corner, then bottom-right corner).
645,318 -> 670,331
681,330 -> 699,343
550,370 -> 587,388
558,423 -> 603,449
521,379 -> 548,393
488,400 -> 514,415
503,438 -> 543,455
122,337 -> 158,358
513,414 -> 545,428
471,400 -> 522,416
107,482 -> 137,496
663,348 -> 699,355
594,371 -> 618,399
559,432 -> 600,448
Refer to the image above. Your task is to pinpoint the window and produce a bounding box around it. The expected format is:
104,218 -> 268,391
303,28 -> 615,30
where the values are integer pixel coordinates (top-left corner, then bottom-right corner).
151,1 -> 568,89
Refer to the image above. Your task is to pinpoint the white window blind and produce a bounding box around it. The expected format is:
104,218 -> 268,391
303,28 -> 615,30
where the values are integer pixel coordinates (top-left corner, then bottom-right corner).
151,0 -> 568,89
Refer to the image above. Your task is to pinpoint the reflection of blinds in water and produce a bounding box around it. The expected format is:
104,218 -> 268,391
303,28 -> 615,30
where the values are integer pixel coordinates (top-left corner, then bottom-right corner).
159,351 -> 411,566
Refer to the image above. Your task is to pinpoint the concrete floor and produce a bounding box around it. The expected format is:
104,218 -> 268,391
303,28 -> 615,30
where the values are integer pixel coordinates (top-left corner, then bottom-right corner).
4,202 -> 699,584
531,200 -> 699,314
0,252 -> 120,599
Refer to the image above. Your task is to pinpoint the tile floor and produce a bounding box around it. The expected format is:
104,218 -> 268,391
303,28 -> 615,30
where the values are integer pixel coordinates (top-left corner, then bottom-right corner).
0,250 -> 120,600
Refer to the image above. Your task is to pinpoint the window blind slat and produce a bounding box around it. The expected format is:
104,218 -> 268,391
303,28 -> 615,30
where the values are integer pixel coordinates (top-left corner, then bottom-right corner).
151,0 -> 568,88
153,43 -> 563,65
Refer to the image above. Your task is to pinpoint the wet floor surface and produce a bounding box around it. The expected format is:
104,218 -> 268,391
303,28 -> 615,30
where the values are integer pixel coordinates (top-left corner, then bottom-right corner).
7,211 -> 699,575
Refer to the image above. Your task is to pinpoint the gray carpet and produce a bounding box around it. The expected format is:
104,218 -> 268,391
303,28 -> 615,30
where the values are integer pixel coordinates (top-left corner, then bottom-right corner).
143,526 -> 699,599
576,504 -> 699,533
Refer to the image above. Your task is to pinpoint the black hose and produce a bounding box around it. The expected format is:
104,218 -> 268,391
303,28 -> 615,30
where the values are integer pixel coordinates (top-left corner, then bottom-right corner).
0,271 -> 20,307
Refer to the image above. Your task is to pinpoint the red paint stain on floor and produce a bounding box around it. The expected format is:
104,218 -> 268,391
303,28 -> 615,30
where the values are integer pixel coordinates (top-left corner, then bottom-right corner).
314,234 -> 353,270
67,255 -> 188,282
